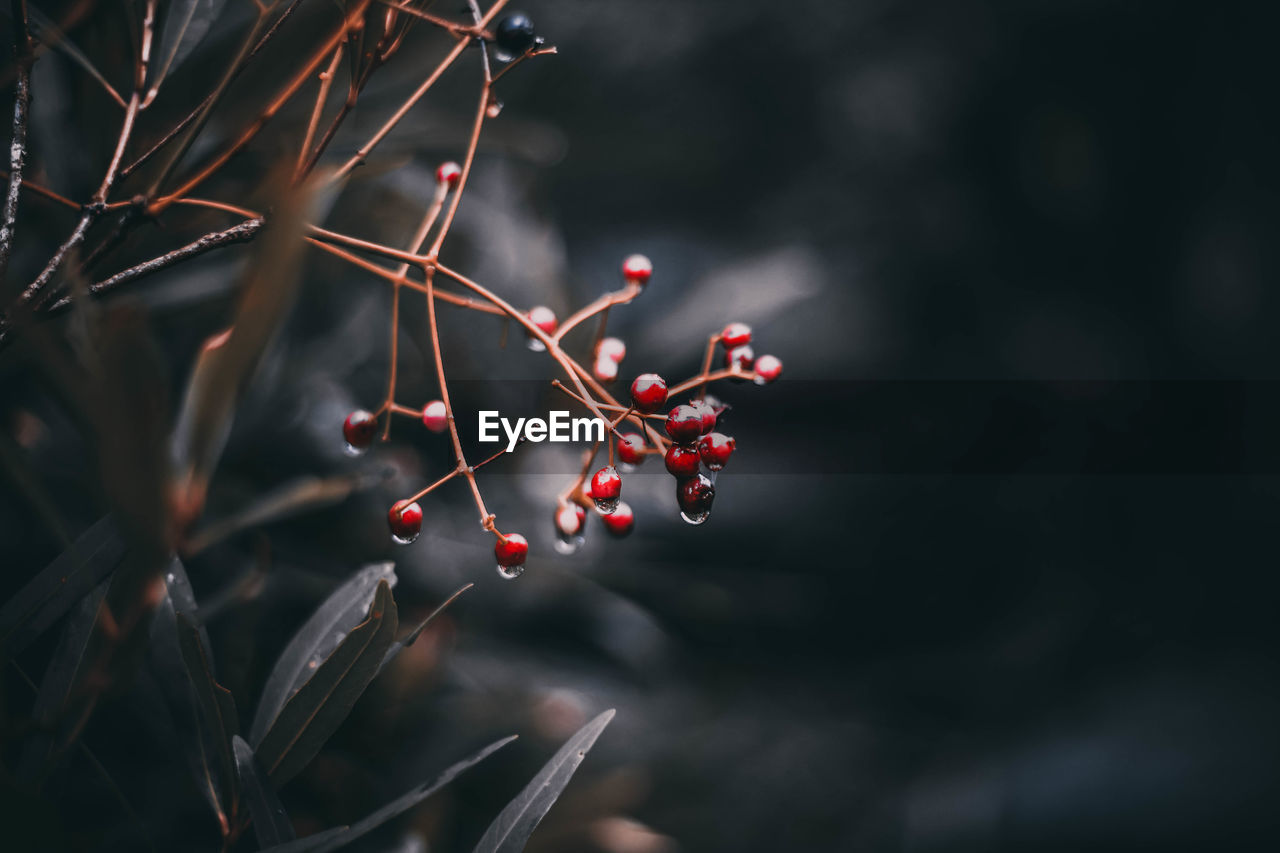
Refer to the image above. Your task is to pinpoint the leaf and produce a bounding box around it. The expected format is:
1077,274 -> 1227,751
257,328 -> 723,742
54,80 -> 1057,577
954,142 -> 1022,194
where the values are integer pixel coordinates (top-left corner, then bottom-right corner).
250,563 -> 397,745
12,3 -> 126,106
170,178 -> 313,526
148,559 -> 238,824
176,612 -> 241,820
185,472 -> 383,555
17,580 -> 109,780
471,709 -> 616,853
377,583 -> 472,676
260,735 -> 518,853
256,580 -> 398,786
0,515 -> 125,663
233,736 -> 296,848
148,0 -> 229,99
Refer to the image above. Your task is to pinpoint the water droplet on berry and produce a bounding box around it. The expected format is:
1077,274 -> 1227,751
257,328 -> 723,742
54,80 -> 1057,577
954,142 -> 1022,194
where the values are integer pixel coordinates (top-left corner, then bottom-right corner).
554,531 -> 585,555
497,563 -> 525,580
391,530 -> 419,545
594,496 -> 619,514
680,509 -> 711,525
343,441 -> 367,457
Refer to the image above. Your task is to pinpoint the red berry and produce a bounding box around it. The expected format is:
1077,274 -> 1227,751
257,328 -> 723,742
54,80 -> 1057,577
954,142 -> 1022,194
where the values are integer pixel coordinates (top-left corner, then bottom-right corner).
621,253 -> 652,285
725,344 -> 755,370
436,161 -> 462,188
617,433 -> 647,466
343,409 -> 378,452
388,500 -> 423,544
665,405 -> 703,444
555,504 -> 586,537
596,336 -> 626,362
665,444 -> 701,477
421,400 -> 448,433
687,399 -> 717,435
753,354 -> 783,384
527,305 -> 557,335
676,473 -> 715,524
630,373 -> 668,413
601,500 -> 635,538
698,432 -> 735,471
721,322 -> 752,348
593,355 -> 619,383
495,533 -> 529,578
590,465 -> 622,513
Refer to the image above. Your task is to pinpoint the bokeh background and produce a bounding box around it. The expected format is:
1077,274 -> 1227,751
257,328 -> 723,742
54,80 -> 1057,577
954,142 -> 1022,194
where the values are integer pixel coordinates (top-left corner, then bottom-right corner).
3,0 -> 1280,850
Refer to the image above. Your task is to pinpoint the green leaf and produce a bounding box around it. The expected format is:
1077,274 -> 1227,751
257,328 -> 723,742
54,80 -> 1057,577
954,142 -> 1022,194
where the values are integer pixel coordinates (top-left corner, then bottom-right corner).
250,563 -> 397,745
472,710 -> 616,853
233,735 -> 296,847
256,580 -> 398,786
0,516 -> 125,663
260,735 -> 518,853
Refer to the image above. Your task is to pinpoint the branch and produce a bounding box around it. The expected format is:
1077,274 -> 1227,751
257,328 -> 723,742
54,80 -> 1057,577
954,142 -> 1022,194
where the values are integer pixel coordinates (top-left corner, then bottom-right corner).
0,0 -> 34,279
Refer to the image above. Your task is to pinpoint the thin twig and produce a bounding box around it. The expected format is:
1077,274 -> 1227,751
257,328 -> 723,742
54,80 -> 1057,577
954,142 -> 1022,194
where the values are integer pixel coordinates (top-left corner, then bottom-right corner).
0,0 -> 34,279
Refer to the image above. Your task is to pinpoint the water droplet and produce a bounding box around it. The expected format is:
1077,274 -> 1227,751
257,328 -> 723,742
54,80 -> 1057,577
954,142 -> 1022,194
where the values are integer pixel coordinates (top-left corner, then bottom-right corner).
680,509 -> 711,525
594,496 -> 619,514
525,336 -> 547,352
617,461 -> 636,474
486,97 -> 504,118
165,573 -> 175,584
752,375 -> 768,386
553,532 -> 584,555
343,441 -> 367,457
391,531 -> 419,545
497,562 -> 525,580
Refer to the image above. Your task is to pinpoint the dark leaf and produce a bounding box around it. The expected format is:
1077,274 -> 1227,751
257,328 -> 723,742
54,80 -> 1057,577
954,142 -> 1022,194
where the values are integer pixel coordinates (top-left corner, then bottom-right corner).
261,735 -> 517,853
17,580 -> 109,779
471,710 -> 616,853
185,471 -> 383,555
148,0 -> 229,99
0,516 -> 125,663
233,735 -> 296,847
14,3 -> 126,106
177,612 -> 241,820
170,179 -> 312,525
250,563 -> 397,744
377,583 -> 473,676
256,580 -> 398,786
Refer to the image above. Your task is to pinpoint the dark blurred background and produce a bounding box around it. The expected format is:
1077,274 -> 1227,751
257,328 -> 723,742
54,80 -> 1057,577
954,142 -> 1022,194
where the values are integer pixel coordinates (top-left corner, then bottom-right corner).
4,0 -> 1280,850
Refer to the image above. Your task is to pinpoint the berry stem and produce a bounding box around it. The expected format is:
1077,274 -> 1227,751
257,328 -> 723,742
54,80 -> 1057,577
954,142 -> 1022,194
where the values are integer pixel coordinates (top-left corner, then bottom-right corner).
552,282 -> 642,342
295,45 -> 345,179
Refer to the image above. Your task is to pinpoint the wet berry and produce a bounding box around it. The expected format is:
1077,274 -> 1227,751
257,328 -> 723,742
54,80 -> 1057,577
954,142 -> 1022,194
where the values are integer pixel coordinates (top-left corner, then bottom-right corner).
630,373 -> 667,413
495,13 -> 536,56
421,400 -> 448,433
435,161 -> 462,188
593,355 -> 619,383
495,532 -> 529,578
721,322 -> 752,348
617,433 -> 647,467
554,504 -> 586,554
343,409 -> 378,454
754,354 -> 783,384
676,473 -> 715,524
527,305 -> 557,335
621,254 -> 652,285
664,444 -> 701,477
596,336 -> 626,363
388,500 -> 423,544
687,399 -> 717,435
590,465 -> 622,513
698,432 -> 735,471
665,405 -> 703,444
725,344 -> 755,370
601,500 -> 635,538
